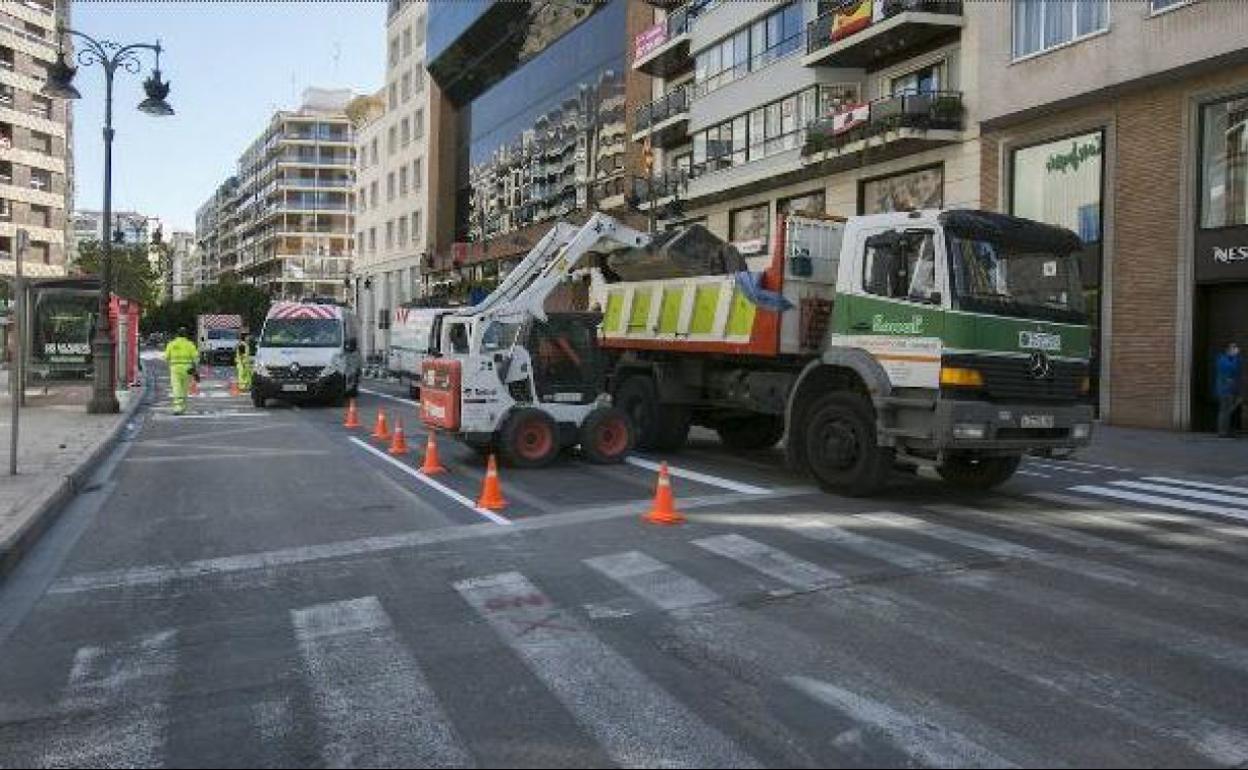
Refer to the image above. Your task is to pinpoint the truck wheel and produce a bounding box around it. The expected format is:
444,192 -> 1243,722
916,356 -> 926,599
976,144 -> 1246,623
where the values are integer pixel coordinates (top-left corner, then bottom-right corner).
937,454 -> 1022,490
717,415 -> 785,451
579,407 -> 634,464
614,376 -> 690,452
803,392 -> 893,497
500,408 -> 560,468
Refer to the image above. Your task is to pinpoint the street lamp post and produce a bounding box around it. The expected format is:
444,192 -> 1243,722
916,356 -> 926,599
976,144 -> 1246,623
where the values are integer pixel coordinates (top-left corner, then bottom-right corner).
42,28 -> 173,414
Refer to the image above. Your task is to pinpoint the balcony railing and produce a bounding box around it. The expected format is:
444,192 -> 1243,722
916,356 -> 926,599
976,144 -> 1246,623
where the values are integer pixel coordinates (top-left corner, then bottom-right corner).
806,0 -> 962,56
633,169 -> 690,204
277,178 -> 352,190
0,21 -> 53,49
634,85 -> 692,133
802,90 -> 963,155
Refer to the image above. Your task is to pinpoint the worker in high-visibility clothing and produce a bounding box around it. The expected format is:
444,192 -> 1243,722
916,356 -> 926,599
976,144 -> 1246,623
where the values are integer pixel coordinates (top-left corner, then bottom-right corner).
164,326 -> 199,415
235,334 -> 253,393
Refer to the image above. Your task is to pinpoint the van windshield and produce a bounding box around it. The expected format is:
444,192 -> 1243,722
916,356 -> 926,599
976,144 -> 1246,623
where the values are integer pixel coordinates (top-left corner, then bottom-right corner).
207,329 -> 239,341
260,318 -> 342,348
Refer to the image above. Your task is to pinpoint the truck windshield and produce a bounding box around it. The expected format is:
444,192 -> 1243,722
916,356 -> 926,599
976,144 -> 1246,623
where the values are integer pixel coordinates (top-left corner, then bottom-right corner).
260,319 -> 341,348
207,329 -> 239,341
946,234 -> 1087,324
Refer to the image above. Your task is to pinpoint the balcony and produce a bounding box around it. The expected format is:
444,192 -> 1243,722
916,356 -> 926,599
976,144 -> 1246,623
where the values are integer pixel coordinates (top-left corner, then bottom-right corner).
632,3 -> 698,77
632,85 -> 692,147
801,90 -> 964,172
630,169 -> 689,211
804,0 -> 962,69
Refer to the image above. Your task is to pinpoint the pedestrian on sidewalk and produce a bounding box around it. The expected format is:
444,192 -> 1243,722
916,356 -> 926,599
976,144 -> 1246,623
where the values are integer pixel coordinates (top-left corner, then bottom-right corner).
235,333 -> 253,393
1215,341 -> 1242,438
164,327 -> 198,415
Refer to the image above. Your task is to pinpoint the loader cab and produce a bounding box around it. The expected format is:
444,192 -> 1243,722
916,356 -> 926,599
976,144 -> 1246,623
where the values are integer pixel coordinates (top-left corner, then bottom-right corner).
491,312 -> 604,406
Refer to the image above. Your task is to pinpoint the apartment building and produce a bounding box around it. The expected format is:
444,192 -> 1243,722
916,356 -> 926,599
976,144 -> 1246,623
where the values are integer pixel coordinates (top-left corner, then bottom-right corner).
167,229 -> 193,301
0,0 -> 72,277
72,209 -> 162,246
197,88 -> 356,302
349,0 -> 433,360
634,0 -> 974,263
974,0 -> 1248,432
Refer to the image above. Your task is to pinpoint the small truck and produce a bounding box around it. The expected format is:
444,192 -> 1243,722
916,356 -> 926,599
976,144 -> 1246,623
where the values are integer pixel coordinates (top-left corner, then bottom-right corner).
196,314 -> 243,365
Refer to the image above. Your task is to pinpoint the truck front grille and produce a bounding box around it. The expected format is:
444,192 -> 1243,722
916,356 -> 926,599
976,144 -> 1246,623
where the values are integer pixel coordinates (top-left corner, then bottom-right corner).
269,365 -> 324,382
944,354 -> 1086,403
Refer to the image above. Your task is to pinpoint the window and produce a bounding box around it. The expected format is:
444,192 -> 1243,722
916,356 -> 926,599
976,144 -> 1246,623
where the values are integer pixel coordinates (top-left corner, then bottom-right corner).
389,36 -> 399,66
891,62 -> 943,96
1150,0 -> 1189,12
30,130 -> 51,155
412,158 -> 423,191
729,203 -> 769,253
386,220 -> 394,249
411,210 -> 422,242
863,230 -> 937,301
369,227 -> 376,253
387,172 -> 396,201
412,67 -> 425,94
389,82 -> 398,109
860,166 -> 944,215
370,180 -> 379,208
398,216 -> 407,246
370,138 -> 379,164
695,86 -> 821,172
693,3 -> 801,97
401,117 -> 411,146
402,26 -> 412,57
1200,97 -> 1248,229
1012,131 -> 1103,241
413,109 -> 424,141
0,84 -> 11,106
0,47 -> 13,71
400,166 -> 408,196
401,72 -> 411,103
388,126 -> 397,155
1013,0 -> 1108,59
30,204 -> 49,227
29,168 -> 50,191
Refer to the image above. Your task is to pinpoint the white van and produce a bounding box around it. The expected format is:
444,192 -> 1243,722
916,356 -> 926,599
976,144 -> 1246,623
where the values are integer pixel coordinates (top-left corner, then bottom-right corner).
252,302 -> 362,407
388,306 -> 444,398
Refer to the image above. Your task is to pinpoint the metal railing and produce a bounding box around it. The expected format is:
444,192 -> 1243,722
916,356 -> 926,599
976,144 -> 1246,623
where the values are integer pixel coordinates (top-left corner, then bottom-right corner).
802,90 -> 964,155
633,168 -> 690,203
634,84 -> 692,132
807,0 -> 962,55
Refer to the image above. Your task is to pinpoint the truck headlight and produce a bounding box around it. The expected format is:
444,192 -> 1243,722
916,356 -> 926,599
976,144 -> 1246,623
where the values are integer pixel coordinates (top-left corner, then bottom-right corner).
1072,423 -> 1092,440
953,423 -> 987,440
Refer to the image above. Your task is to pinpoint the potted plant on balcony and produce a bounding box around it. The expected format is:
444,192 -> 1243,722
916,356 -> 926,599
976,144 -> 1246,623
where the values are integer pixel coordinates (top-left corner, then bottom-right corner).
930,92 -> 962,129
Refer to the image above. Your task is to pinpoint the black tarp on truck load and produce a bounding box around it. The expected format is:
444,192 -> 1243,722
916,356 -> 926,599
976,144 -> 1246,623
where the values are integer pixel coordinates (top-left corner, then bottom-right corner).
605,224 -> 747,281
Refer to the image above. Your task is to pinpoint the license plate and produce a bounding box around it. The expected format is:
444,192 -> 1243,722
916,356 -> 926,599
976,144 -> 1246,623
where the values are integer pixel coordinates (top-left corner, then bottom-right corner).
281,383 -> 308,392
1021,414 -> 1055,429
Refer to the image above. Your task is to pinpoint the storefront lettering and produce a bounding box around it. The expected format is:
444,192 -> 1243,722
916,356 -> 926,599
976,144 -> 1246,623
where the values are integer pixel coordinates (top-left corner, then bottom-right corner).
871,314 -> 924,335
1045,139 -> 1102,174
1212,245 -> 1248,263
43,342 -> 90,356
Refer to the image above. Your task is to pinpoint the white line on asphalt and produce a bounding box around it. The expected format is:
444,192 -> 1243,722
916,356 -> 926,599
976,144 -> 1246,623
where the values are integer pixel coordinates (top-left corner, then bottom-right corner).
150,411 -> 270,421
124,450 -> 333,463
1014,469 -> 1051,478
1044,458 -> 1133,472
1140,476 -> 1248,496
454,571 -> 759,768
1071,484 -> 1248,522
1028,491 -> 1248,544
1025,460 -> 1095,475
291,596 -> 471,768
788,675 -> 1016,768
348,436 -> 509,526
693,533 -> 841,591
779,514 -> 951,571
36,630 -> 177,768
859,511 -> 1036,560
359,387 -> 414,407
1109,479 -> 1248,507
584,551 -> 721,612
626,456 -> 770,495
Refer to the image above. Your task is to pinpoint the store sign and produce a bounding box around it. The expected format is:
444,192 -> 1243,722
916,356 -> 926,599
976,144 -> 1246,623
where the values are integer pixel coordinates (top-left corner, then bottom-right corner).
1195,226 -> 1248,282
634,23 -> 668,61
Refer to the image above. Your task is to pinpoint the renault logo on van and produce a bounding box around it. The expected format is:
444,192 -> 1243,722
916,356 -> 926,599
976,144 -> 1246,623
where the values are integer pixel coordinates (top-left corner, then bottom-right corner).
1027,352 -> 1053,380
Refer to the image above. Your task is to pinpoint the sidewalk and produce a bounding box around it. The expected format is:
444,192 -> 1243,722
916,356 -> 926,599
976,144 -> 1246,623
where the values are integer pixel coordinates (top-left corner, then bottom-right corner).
0,371 -> 145,577
1076,423 -> 1248,480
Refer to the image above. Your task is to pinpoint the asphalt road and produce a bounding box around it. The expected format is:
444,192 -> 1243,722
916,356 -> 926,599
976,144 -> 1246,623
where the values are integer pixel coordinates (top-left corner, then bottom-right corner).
2,358 -> 1248,768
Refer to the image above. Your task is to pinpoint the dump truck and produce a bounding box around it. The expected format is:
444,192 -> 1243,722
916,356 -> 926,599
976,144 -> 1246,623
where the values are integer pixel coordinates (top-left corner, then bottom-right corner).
594,209 -> 1094,494
197,313 -> 243,365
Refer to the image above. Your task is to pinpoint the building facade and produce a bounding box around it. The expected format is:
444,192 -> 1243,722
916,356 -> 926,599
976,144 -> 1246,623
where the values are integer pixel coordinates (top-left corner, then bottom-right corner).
196,88 -> 356,302
167,229 -> 193,301
0,0 -> 72,276
350,0 -> 433,361
975,0 -> 1248,432
633,0 -> 976,267
424,0 -> 652,300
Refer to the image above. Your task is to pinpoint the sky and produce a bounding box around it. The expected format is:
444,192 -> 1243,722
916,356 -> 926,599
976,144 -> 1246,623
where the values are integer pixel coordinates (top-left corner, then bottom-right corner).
70,1 -> 388,234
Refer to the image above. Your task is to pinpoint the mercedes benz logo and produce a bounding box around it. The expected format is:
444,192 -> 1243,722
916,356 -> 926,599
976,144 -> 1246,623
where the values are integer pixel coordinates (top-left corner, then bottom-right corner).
1027,351 -> 1052,380
290,362 -> 300,374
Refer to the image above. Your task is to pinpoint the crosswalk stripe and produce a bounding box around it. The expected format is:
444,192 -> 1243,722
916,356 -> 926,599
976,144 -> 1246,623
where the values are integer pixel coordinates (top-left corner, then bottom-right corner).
1142,476 -> 1248,495
1045,458 -> 1132,472
788,676 -> 1017,768
1071,484 -> 1248,522
626,457 -> 771,495
779,514 -> 951,571
584,551 -> 720,612
1014,469 -> 1051,478
291,596 -> 471,769
855,512 -> 1036,560
1025,460 -> 1095,475
36,629 -> 178,768
1029,491 -> 1248,546
1112,479 -> 1248,507
454,571 -> 759,768
693,533 -> 842,591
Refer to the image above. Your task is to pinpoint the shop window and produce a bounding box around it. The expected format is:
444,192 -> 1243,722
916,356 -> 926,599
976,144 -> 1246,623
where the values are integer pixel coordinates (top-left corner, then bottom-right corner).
1200,95 -> 1248,229
1013,0 -> 1108,60
859,165 -> 944,215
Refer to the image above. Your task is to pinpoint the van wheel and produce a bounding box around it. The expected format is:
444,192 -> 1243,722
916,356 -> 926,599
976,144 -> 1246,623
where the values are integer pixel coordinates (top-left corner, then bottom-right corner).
500,408 -> 559,468
251,391 -> 266,409
579,407 -> 633,464
614,375 -> 689,452
716,415 -> 785,451
937,454 -> 1022,490
803,392 -> 892,497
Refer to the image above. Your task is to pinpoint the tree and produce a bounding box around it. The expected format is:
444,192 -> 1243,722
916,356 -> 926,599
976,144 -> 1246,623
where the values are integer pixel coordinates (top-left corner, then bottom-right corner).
75,239 -> 163,309
142,283 -> 272,337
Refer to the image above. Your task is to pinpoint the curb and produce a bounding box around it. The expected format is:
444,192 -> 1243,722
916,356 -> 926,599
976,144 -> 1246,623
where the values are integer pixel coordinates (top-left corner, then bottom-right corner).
0,377 -> 152,582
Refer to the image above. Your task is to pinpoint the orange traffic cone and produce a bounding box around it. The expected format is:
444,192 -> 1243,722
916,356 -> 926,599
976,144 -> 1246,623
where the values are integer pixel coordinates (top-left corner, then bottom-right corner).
419,431 -> 447,475
642,462 -> 684,525
229,380 -> 241,396
476,454 -> 508,511
371,409 -> 391,441
388,419 -> 410,456
343,399 -> 361,428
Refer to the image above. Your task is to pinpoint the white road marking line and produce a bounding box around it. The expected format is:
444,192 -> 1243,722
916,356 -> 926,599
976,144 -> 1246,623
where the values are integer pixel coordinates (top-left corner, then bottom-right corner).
788,676 -> 1016,768
150,411 -> 270,421
454,572 -> 758,768
125,450 -> 333,463
1028,491 -> 1248,545
626,456 -> 770,495
359,386 -> 415,407
1025,460 -> 1095,475
1072,484 -> 1248,522
584,551 -> 721,612
291,597 -> 471,768
37,630 -> 177,768
858,512 -> 1036,559
779,515 -> 951,571
1111,479 -> 1248,507
1045,458 -> 1133,472
1014,469 -> 1051,478
1140,476 -> 1248,496
693,533 -> 841,591
348,437 -> 509,526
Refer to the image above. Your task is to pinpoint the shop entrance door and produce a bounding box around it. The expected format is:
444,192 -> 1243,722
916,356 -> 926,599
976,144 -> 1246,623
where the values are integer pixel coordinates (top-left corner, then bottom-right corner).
1192,282 -> 1248,431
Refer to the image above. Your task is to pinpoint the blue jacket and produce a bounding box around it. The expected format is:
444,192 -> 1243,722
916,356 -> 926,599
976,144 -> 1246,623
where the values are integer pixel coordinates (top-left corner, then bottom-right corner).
1216,352 -> 1242,397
